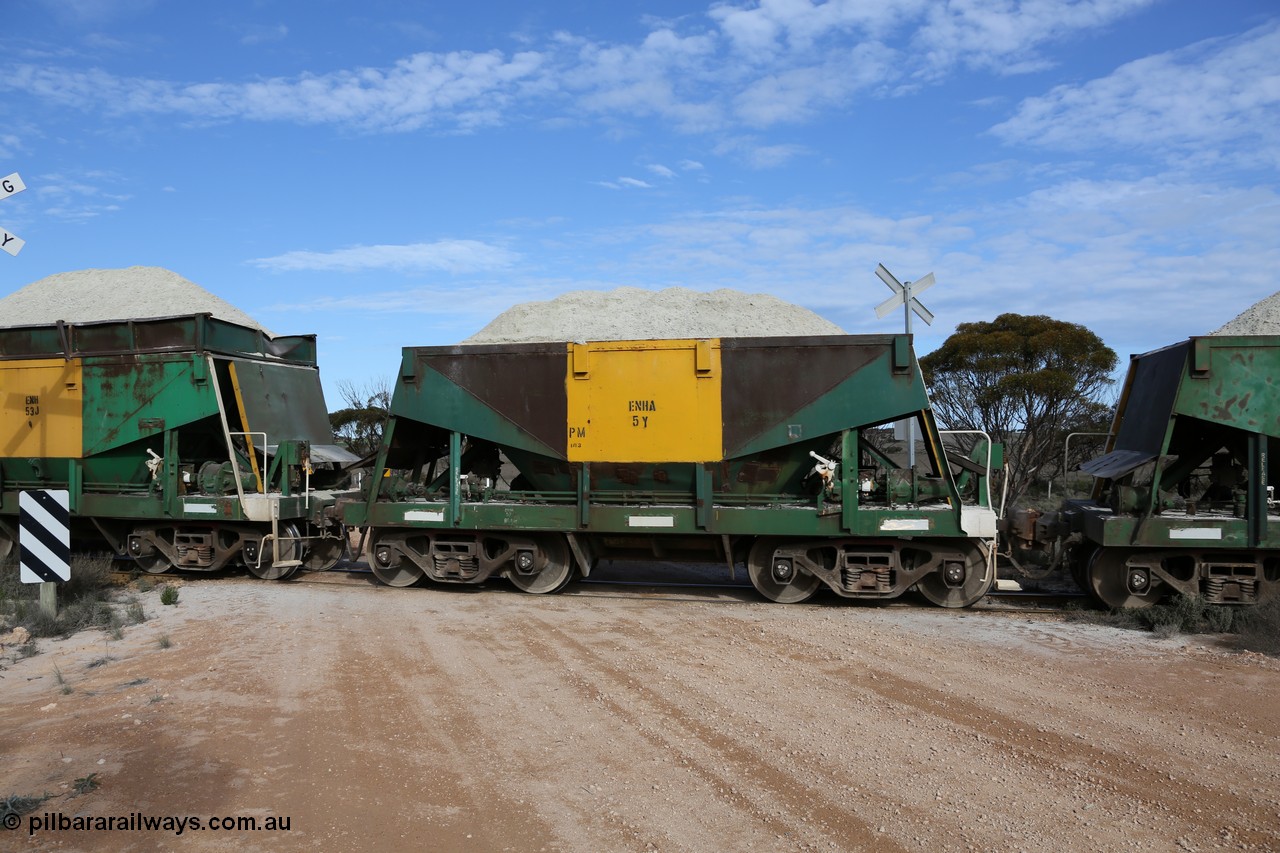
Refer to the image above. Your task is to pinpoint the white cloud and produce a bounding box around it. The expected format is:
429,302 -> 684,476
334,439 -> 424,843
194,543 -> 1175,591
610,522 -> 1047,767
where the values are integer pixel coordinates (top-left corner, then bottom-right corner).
254,172 -> 1280,364
991,20 -> 1280,168
596,177 -> 653,189
549,174 -> 1280,356
647,163 -> 677,178
731,40 -> 898,125
713,137 -> 807,168
31,171 -> 131,221
565,27 -> 726,132
38,0 -> 156,25
708,0 -> 923,57
240,24 -> 289,46
250,240 -> 519,273
262,280 -> 569,324
6,0 -> 1160,137
911,0 -> 1155,79
8,50 -> 548,133
920,177 -> 1280,350
0,133 -> 22,159
706,0 -> 1155,89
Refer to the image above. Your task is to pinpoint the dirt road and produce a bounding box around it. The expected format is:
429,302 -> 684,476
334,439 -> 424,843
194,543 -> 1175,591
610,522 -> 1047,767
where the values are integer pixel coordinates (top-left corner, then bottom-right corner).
2,572 -> 1278,851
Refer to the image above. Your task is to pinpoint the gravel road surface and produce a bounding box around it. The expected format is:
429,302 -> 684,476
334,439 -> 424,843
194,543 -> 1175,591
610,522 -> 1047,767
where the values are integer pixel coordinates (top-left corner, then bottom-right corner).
2,572 -> 1277,852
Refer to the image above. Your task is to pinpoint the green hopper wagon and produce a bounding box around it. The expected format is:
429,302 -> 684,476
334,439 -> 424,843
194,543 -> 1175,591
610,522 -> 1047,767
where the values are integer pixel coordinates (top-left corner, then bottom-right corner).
1009,334 -> 1280,607
346,334 -> 1000,606
0,314 -> 356,578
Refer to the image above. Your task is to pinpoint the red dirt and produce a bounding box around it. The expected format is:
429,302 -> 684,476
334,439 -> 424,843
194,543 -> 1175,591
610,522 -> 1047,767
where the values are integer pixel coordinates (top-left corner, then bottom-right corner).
2,572 -> 1278,851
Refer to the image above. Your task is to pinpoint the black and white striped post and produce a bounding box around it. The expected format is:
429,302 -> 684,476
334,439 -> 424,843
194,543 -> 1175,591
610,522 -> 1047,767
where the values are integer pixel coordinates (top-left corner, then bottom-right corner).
19,489 -> 71,617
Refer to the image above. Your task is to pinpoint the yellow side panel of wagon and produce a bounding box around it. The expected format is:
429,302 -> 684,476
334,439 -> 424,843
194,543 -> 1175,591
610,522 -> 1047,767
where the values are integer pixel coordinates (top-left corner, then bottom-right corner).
565,339 -> 722,463
0,358 -> 84,458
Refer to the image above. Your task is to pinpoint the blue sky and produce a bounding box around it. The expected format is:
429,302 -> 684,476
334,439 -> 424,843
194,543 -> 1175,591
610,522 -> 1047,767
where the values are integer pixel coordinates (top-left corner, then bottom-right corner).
3,0 -> 1278,403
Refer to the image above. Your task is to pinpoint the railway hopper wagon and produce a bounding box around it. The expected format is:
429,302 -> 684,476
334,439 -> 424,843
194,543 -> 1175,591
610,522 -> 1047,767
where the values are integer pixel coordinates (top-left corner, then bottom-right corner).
0,314 -> 356,579
1010,334 -> 1280,608
346,334 -> 1001,606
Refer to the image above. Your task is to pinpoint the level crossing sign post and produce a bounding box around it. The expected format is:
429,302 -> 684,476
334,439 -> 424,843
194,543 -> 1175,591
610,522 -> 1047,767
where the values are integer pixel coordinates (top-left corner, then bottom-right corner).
873,263 -> 937,471
1,171 -> 27,257
20,489 -> 71,617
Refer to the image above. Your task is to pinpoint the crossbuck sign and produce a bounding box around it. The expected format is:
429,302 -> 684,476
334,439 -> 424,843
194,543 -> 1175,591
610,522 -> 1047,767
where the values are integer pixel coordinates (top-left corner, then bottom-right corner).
874,263 -> 934,330
1,172 -> 27,256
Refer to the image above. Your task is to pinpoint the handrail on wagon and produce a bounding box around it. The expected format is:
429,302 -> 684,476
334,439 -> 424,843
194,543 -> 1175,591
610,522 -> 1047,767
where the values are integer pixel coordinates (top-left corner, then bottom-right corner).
938,429 -> 994,513
1048,431 -> 1112,502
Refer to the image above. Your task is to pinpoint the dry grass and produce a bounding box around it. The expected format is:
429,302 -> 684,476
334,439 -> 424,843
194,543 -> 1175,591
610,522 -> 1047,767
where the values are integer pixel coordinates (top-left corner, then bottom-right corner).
1067,593 -> 1280,656
1,555 -> 125,647
1233,597 -> 1280,655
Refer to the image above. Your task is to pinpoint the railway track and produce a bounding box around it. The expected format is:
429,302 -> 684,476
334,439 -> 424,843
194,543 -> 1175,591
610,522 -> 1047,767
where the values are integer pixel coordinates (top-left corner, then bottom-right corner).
111,559 -> 1091,613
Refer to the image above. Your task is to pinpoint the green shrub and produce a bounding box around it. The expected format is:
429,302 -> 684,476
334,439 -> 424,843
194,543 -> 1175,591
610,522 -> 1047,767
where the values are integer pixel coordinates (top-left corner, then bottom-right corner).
53,599 -> 113,636
60,555 -> 113,601
2,554 -> 120,638
1235,597 -> 1280,656
1149,611 -> 1182,639
159,585 -> 179,606
0,554 -> 166,646
1067,593 -> 1257,644
54,664 -> 72,694
126,601 -> 146,624
1,792 -> 51,821
25,607 -> 62,639
1198,604 -> 1236,633
71,773 -> 99,796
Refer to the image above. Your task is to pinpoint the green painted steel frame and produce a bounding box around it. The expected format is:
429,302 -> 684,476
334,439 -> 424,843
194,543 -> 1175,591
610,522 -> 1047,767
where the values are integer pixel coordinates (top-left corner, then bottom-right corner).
1,315 -> 340,553
349,334 -> 985,545
1079,335 -> 1280,554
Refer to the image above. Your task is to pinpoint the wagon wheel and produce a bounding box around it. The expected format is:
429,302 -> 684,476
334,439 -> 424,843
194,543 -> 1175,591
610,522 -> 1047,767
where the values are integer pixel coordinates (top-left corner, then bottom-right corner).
1086,548 -> 1161,609
0,529 -> 13,561
747,538 -> 821,603
508,534 -> 575,594
301,523 -> 345,573
916,544 -> 993,608
134,552 -> 172,575
367,529 -> 425,587
246,522 -> 303,581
